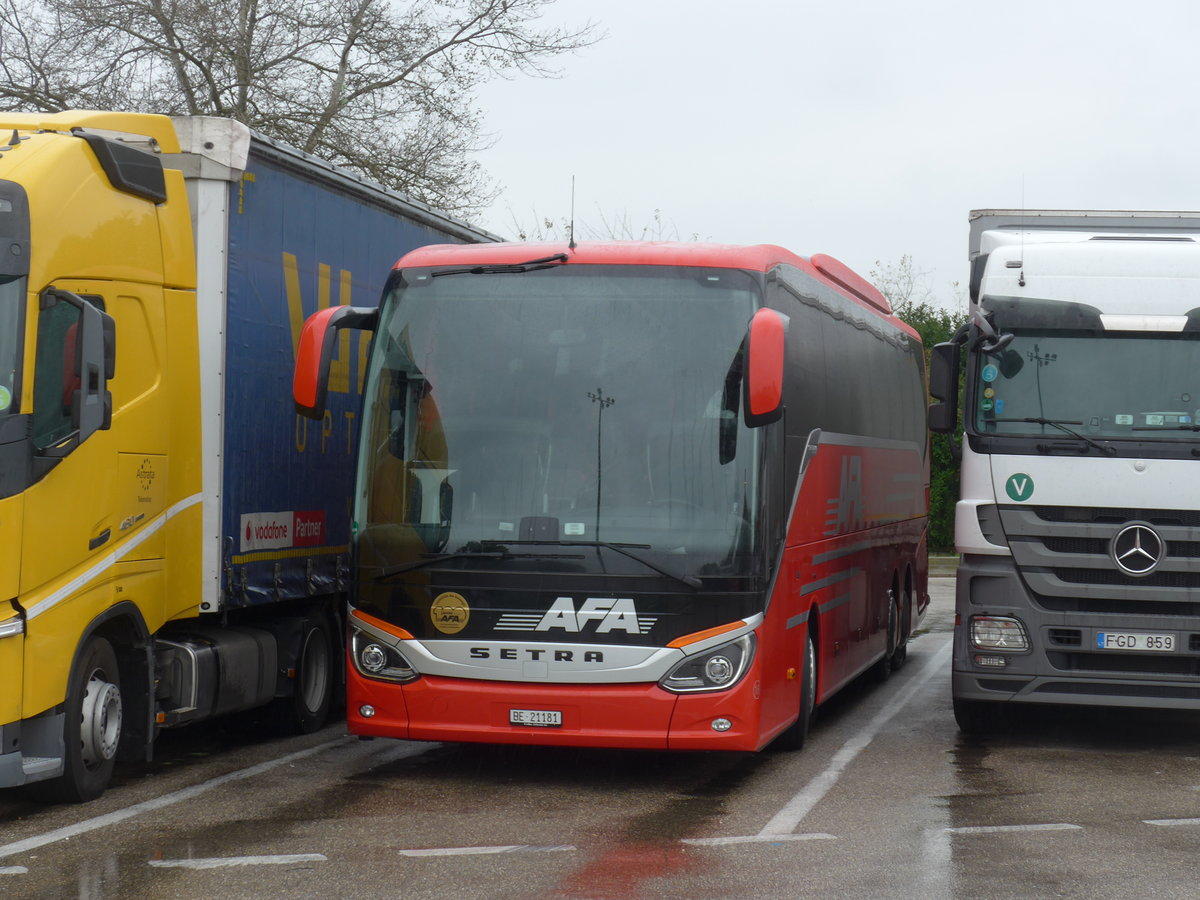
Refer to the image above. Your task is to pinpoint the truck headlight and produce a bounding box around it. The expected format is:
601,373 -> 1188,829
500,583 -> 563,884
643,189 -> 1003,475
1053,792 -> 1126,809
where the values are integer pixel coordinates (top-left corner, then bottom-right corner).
660,634 -> 755,693
350,626 -> 419,683
969,615 -> 1030,652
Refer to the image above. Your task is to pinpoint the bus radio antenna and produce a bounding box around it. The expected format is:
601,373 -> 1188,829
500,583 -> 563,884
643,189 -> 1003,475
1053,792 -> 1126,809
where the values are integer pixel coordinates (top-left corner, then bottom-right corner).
568,175 -> 577,251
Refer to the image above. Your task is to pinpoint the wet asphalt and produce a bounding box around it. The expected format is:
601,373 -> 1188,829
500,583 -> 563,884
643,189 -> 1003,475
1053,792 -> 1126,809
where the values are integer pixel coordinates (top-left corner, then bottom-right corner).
3,577 -> 1200,899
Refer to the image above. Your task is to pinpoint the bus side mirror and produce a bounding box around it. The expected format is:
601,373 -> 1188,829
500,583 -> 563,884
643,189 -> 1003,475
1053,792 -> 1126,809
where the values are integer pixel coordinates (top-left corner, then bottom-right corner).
744,308 -> 787,428
293,306 -> 378,419
928,341 -> 960,434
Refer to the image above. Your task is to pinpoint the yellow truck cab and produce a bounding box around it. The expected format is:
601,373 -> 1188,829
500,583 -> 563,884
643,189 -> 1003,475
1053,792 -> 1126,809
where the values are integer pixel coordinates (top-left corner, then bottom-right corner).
0,111 -> 495,801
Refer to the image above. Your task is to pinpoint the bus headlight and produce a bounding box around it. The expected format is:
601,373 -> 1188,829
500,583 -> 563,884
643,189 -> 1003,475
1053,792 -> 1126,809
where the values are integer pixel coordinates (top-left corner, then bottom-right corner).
969,615 -> 1030,652
660,634 -> 755,693
350,627 -> 419,683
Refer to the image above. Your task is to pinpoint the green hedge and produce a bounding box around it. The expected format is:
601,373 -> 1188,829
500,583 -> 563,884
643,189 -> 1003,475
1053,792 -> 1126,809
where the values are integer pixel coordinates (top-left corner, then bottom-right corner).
894,301 -> 966,553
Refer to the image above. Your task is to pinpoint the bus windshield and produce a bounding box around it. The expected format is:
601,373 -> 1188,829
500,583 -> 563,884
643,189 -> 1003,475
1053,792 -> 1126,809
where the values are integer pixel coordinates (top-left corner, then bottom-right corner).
355,264 -> 763,581
973,329 -> 1200,440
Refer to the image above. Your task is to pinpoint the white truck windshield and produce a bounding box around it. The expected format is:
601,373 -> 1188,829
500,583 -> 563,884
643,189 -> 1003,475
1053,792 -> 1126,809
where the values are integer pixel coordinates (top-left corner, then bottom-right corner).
975,329 -> 1200,438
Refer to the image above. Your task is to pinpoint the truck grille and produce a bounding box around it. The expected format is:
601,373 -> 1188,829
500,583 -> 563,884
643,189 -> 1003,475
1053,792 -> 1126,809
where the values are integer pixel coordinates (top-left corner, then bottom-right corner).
1000,505 -> 1200,614
1047,651 -> 1200,677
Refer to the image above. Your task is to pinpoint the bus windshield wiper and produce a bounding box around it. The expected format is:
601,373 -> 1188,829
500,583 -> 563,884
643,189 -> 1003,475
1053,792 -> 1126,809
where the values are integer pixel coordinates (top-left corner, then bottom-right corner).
430,253 -> 568,277
480,539 -> 703,591
374,549 -> 509,581
990,417 -> 1116,456
373,544 -> 585,581
1132,423 -> 1200,432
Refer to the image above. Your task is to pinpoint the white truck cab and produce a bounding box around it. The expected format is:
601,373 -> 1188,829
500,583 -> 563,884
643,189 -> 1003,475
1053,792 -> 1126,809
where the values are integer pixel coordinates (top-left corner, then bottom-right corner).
931,210 -> 1200,731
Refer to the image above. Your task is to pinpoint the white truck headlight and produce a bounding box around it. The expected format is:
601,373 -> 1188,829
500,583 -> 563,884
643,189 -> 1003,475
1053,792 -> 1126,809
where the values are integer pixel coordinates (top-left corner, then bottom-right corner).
969,615 -> 1030,652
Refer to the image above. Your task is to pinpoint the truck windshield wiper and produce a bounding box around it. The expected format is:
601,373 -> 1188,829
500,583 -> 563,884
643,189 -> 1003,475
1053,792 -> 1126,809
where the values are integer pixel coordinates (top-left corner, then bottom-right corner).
480,539 -> 703,591
430,253 -> 568,277
990,417 -> 1116,456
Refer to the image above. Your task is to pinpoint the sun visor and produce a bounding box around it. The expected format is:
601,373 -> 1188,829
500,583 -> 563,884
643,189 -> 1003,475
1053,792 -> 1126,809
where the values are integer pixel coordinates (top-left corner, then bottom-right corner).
980,295 -> 1104,331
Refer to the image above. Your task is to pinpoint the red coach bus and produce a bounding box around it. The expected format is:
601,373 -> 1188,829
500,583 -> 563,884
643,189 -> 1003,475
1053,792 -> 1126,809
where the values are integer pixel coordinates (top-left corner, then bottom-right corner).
294,242 -> 929,751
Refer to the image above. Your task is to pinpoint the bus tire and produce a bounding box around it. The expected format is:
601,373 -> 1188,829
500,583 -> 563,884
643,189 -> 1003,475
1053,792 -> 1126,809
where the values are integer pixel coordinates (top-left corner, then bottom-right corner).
872,590 -> 898,683
891,587 -> 911,673
274,615 -> 334,734
29,636 -> 123,803
773,630 -> 817,751
953,696 -> 1004,735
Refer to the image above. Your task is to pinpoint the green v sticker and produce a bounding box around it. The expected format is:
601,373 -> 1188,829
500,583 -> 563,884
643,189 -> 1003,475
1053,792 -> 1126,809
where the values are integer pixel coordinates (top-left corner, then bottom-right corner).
1005,473 -> 1035,502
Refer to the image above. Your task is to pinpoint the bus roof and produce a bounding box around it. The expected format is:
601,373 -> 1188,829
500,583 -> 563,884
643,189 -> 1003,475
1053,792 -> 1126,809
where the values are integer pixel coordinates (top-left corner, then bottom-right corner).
393,241 -> 897,321
395,241 -> 805,271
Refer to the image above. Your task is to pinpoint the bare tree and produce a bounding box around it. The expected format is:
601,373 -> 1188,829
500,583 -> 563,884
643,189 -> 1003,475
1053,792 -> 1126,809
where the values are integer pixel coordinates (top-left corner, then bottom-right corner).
871,254 -> 967,318
510,206 -> 704,243
869,254 -> 936,316
0,0 -> 598,215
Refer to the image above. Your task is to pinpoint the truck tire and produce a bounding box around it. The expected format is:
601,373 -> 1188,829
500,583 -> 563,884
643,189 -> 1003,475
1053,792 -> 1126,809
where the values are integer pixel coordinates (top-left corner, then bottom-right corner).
772,630 -> 817,751
29,636 -> 123,803
274,616 -> 334,734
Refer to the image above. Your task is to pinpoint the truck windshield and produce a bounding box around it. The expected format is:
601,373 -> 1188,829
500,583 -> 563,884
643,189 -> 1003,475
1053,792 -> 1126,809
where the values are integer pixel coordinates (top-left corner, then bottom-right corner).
0,277 -> 22,418
355,264 -> 763,581
973,329 -> 1200,439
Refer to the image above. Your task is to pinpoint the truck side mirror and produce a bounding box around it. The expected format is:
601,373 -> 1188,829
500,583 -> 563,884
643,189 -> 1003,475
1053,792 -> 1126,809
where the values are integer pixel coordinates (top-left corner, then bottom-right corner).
293,305 -> 378,419
744,308 -> 787,428
928,341 -> 960,434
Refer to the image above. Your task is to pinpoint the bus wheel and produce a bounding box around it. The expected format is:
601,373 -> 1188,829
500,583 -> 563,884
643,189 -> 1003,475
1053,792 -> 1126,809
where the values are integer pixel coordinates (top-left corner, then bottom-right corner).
772,630 -> 817,751
30,636 -> 123,803
275,616 -> 334,734
953,696 -> 1005,735
872,590 -> 898,683
890,587 -> 911,673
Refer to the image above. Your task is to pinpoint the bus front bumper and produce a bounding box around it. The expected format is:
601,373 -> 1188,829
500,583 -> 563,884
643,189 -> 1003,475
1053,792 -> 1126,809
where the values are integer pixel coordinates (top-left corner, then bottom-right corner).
347,667 -> 768,751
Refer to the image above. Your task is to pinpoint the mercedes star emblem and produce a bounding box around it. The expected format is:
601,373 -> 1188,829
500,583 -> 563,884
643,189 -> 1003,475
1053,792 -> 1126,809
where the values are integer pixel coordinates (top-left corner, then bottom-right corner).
1110,523 -> 1165,577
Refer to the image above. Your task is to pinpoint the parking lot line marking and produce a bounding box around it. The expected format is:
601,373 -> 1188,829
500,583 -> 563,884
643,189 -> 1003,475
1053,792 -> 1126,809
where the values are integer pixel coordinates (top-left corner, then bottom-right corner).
946,824 -> 1082,835
0,866 -> 28,875
683,833 -> 836,846
148,854 -> 327,869
1144,818 -> 1200,827
399,844 -> 575,857
0,737 -> 351,862
757,635 -> 953,837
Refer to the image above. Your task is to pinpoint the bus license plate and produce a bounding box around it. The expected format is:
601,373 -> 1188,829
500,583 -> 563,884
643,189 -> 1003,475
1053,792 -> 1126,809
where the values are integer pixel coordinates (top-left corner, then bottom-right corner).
1096,632 -> 1175,652
509,709 -> 562,727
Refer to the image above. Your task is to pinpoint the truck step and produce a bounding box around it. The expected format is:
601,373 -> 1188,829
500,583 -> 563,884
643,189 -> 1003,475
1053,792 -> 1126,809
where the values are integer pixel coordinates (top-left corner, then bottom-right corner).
21,756 -> 62,778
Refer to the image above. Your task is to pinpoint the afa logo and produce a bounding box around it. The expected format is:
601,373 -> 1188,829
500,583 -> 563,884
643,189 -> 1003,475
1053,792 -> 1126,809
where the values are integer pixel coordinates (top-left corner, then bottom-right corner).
431,592 -> 470,635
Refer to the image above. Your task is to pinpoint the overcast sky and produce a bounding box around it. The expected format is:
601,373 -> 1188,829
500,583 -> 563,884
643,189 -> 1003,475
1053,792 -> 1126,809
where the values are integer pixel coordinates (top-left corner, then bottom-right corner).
474,0 -> 1200,310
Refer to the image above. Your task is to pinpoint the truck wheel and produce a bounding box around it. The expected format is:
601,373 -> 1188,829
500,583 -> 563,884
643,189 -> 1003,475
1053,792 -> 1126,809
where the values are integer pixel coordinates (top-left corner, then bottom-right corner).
276,617 -> 334,734
772,630 -> 817,751
953,696 -> 1004,735
30,636 -> 123,803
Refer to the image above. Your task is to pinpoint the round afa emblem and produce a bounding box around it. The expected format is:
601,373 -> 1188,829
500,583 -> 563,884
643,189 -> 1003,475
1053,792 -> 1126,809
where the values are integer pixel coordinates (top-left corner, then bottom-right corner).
431,592 -> 470,634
